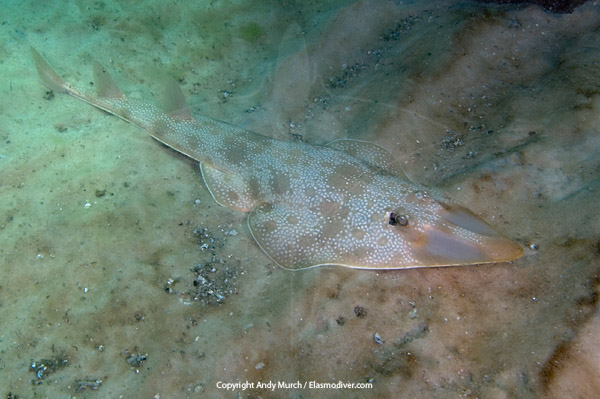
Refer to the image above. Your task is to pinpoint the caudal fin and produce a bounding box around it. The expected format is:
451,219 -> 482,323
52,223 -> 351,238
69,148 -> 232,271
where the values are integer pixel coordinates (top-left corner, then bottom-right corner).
31,47 -> 138,123
31,46 -> 69,93
31,48 -> 178,140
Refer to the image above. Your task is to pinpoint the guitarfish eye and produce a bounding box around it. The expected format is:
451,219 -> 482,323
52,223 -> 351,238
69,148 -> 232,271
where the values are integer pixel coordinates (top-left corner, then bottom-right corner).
389,212 -> 409,227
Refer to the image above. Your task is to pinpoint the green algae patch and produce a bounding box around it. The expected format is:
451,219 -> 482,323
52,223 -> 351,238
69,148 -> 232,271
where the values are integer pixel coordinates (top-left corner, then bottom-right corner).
239,22 -> 265,43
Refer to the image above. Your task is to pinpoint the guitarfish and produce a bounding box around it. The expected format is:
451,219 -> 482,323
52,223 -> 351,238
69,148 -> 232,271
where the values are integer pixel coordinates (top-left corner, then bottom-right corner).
32,48 -> 523,270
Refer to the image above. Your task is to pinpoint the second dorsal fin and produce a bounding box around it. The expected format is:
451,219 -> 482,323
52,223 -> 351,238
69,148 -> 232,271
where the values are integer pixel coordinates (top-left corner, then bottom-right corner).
92,61 -> 126,100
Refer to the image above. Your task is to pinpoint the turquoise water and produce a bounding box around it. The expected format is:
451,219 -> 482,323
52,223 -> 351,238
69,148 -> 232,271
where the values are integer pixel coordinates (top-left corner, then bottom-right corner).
1,0 -> 599,398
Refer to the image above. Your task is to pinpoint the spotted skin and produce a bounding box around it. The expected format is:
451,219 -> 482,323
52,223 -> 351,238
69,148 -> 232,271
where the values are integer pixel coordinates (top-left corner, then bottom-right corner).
32,48 -> 523,270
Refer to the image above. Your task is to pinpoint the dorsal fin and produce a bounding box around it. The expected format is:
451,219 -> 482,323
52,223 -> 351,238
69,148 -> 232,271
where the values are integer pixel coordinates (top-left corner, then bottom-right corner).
92,61 -> 126,100
161,78 -> 195,121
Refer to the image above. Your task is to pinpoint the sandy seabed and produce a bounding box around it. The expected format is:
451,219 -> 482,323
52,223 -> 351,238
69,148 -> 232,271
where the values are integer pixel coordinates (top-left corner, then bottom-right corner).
1,0 -> 599,398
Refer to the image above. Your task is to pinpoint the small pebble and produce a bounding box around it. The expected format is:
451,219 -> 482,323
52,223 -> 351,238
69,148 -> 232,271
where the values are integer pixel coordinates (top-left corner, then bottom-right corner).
409,308 -> 418,319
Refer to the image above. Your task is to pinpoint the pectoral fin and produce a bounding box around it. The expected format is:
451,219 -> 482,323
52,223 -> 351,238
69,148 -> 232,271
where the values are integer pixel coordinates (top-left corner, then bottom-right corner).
248,202 -> 338,269
200,164 -> 258,212
326,139 -> 408,178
